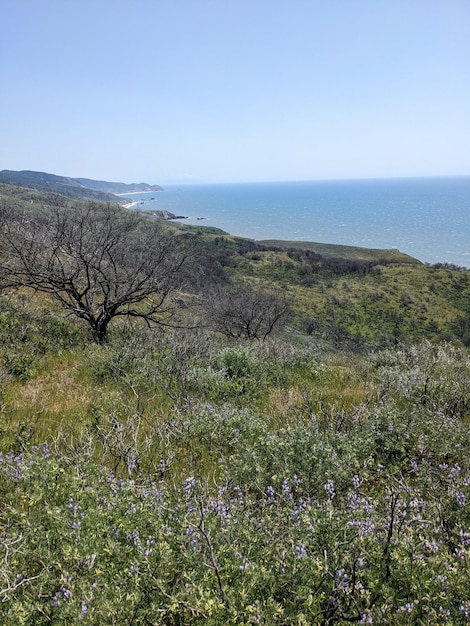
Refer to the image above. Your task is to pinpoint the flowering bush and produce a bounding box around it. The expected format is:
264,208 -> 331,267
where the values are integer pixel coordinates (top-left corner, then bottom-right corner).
1,365 -> 470,625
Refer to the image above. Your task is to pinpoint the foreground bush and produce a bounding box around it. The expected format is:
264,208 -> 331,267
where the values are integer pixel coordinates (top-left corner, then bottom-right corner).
1,381 -> 470,624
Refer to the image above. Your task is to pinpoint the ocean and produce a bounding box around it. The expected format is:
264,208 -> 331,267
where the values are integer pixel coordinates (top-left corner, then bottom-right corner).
122,177 -> 470,268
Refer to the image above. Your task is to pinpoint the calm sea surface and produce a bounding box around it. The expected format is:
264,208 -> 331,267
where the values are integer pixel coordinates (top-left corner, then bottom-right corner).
122,177 -> 470,268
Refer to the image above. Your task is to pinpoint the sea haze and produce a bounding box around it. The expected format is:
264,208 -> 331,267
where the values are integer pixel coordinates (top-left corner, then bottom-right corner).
122,177 -> 470,268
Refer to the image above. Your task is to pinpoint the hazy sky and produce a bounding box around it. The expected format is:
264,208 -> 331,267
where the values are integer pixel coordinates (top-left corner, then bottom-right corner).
2,0 -> 469,184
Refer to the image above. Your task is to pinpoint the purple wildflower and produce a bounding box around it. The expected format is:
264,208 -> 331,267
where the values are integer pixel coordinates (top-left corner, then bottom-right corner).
324,479 -> 336,500
295,544 -> 307,559
184,476 -> 196,494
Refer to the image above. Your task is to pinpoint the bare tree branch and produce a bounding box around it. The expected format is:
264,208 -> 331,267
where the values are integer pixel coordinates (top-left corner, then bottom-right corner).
0,202 -> 191,343
203,283 -> 291,340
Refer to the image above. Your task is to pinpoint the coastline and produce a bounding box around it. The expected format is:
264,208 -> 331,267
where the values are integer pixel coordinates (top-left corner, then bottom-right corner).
113,178 -> 469,268
133,179 -> 470,268
115,191 -> 161,196
117,191 -> 159,209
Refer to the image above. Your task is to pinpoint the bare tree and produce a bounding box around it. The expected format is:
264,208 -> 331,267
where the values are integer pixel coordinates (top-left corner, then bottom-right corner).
205,283 -> 291,340
0,202 -> 191,343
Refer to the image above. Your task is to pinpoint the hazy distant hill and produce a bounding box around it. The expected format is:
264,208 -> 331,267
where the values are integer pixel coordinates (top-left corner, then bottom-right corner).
73,178 -> 162,194
0,170 -> 162,204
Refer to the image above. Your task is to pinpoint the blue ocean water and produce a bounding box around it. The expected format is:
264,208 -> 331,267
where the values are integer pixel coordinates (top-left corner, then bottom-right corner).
122,177 -> 470,268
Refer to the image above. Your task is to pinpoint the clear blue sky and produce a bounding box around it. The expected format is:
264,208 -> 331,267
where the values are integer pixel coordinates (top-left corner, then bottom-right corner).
2,0 -> 469,185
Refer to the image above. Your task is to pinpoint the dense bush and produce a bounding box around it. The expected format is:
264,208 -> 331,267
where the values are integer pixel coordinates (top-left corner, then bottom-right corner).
1,340 -> 470,624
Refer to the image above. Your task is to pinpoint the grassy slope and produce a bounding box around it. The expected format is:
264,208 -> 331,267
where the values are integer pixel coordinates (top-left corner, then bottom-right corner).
0,185 -> 470,435
218,241 -> 470,346
1,183 -> 469,436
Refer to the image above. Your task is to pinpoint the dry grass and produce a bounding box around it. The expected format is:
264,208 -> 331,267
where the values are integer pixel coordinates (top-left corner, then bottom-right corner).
265,351 -> 378,426
4,354 -> 97,441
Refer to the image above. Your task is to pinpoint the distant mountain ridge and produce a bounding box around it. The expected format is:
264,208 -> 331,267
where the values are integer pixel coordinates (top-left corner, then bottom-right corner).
73,178 -> 163,194
0,170 -> 162,205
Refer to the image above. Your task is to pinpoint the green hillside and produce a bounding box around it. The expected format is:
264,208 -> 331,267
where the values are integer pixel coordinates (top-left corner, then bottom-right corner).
0,170 -> 163,205
0,183 -> 469,624
259,238 -> 421,264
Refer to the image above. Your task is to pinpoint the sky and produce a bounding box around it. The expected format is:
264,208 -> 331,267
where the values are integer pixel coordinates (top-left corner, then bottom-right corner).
1,0 -> 470,185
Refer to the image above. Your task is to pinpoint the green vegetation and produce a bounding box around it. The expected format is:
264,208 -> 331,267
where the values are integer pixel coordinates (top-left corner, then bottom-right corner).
0,171 -> 124,205
259,239 -> 420,264
1,183 -> 470,624
0,170 -> 162,204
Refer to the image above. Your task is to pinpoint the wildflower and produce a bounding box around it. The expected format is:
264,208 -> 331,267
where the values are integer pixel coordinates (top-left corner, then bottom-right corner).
126,529 -> 140,547
127,564 -> 140,576
347,492 -> 373,514
352,474 -> 362,489
185,526 -> 200,550
335,569 -> 350,593
348,519 -> 375,537
396,602 -> 414,614
291,508 -> 301,526
184,476 -> 196,494
434,574 -> 448,590
63,587 -> 73,600
126,502 -> 137,515
424,540 -> 439,553
281,479 -> 293,501
41,443 -> 51,458
214,499 -> 229,521
144,536 -> 155,556
438,606 -> 450,621
295,544 -> 307,559
127,453 -> 138,472
68,498 -> 80,516
50,594 -> 61,609
324,479 -> 336,500
459,530 -> 470,546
